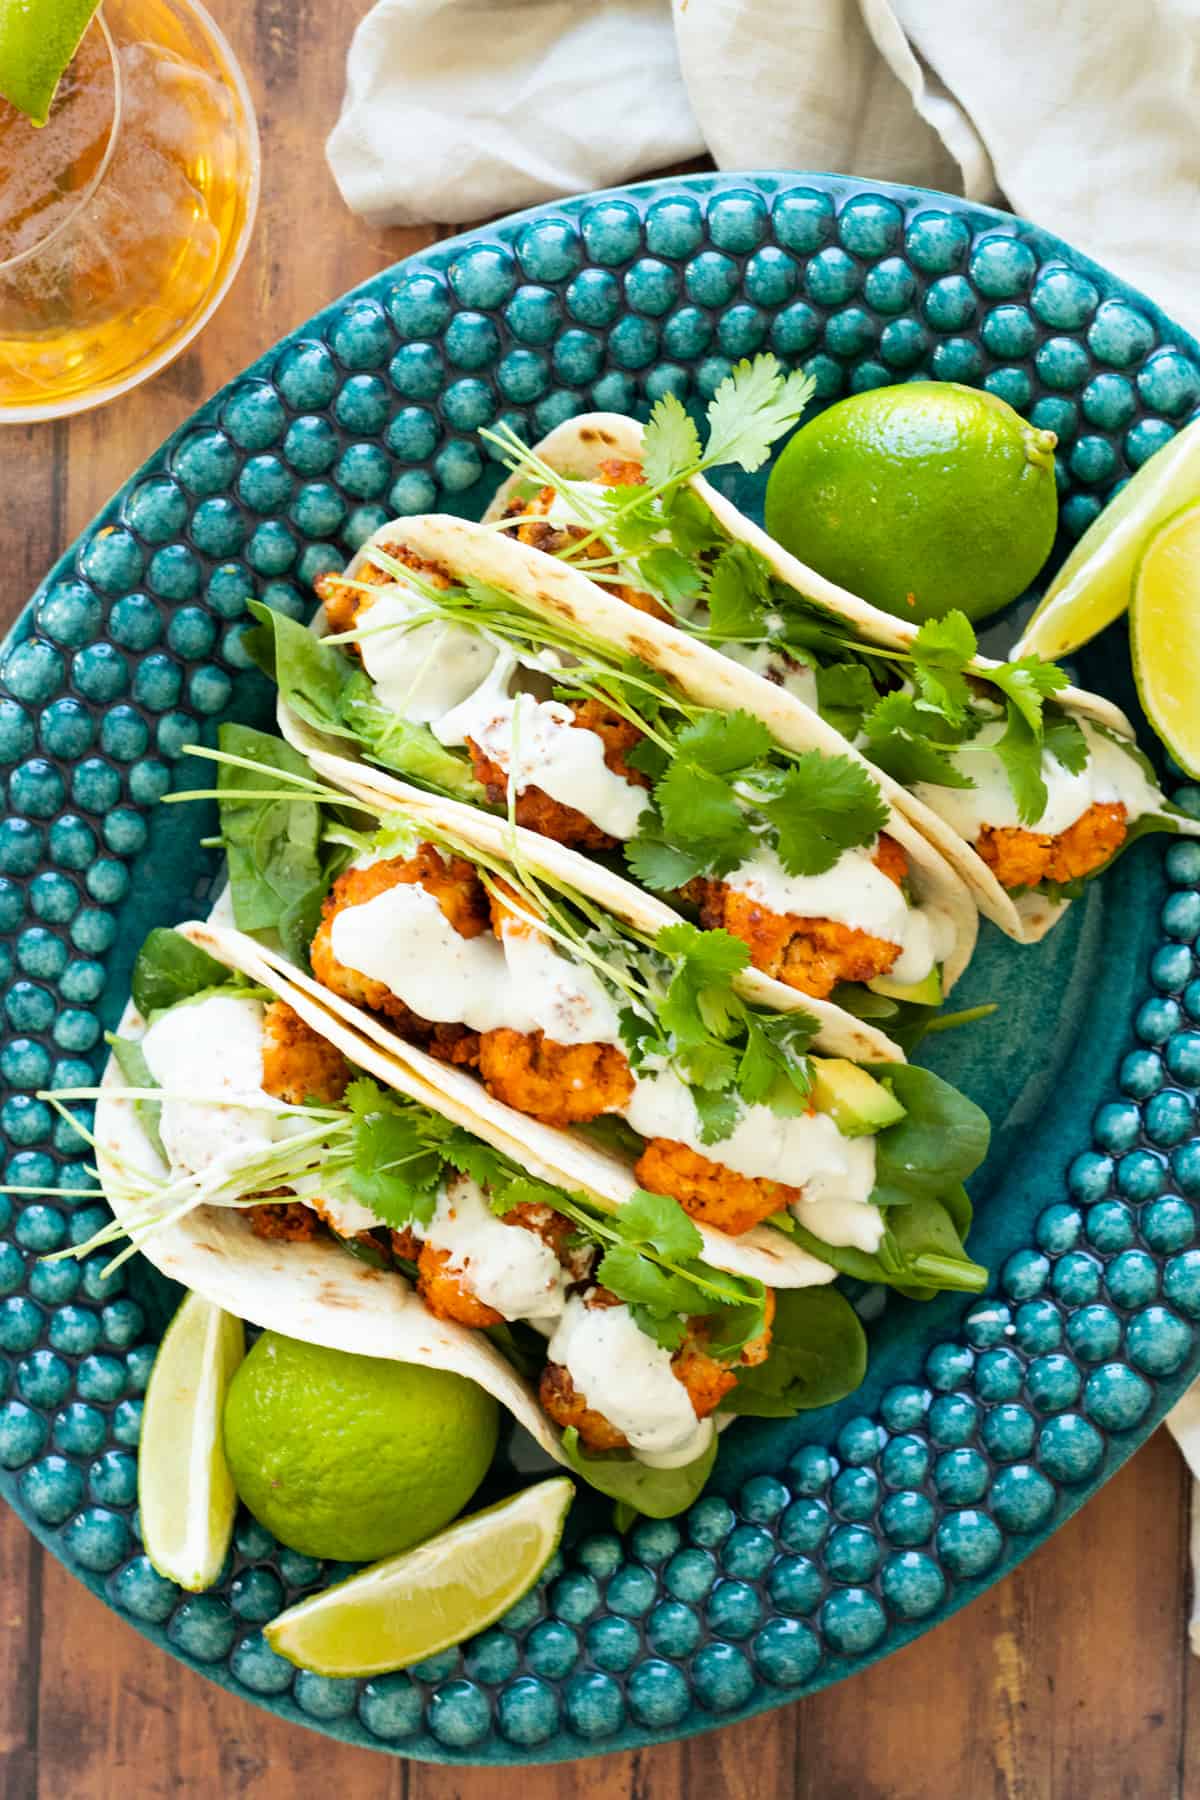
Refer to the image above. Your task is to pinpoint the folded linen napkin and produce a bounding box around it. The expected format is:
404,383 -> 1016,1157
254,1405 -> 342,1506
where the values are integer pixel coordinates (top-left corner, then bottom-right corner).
326,0 -> 1200,332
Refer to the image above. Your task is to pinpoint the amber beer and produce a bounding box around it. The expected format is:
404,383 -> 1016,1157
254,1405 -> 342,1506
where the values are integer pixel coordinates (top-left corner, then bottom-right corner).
0,0 -> 258,423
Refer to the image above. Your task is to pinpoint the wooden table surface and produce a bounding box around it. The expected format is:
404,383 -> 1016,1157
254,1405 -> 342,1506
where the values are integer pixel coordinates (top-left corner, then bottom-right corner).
2,3 -> 1199,1793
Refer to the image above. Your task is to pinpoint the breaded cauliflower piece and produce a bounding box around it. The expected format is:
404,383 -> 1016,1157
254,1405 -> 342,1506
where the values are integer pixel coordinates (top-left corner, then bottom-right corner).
260,999 -> 351,1107
466,696 -> 650,852
416,1199 -> 589,1327
310,846 -> 490,1033
478,1027 -> 634,1127
684,834 -> 909,1000
976,801 -> 1128,891
538,1284 -> 777,1451
634,1138 -> 801,1236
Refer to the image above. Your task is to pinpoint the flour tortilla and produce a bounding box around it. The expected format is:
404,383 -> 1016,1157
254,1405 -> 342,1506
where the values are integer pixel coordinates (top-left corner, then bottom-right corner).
94,949 -> 566,1464
484,411 -> 1199,943
275,515 -> 978,1022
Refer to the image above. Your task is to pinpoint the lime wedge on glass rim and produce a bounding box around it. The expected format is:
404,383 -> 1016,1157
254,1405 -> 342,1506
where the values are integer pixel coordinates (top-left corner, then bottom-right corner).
266,1478 -> 575,1677
1013,415 -> 1200,659
139,1292 -> 244,1592
0,0 -> 100,125
1131,501 -> 1200,778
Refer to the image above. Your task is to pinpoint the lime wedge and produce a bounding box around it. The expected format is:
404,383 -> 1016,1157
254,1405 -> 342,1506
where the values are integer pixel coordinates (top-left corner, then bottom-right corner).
1014,416 -> 1200,659
139,1292 -> 244,1592
1131,502 -> 1200,778
266,1478 -> 575,1676
0,0 -> 99,126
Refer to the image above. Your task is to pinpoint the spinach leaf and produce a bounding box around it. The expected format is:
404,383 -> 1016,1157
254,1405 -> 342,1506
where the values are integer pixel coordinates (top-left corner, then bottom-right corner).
342,676 -> 486,801
719,1286 -> 867,1415
558,1426 -> 718,1519
106,1033 -> 167,1164
215,723 -> 342,959
866,1063 -> 990,1205
244,601 -> 357,738
247,601 -> 485,803
785,1196 -> 987,1298
131,929 -> 236,1018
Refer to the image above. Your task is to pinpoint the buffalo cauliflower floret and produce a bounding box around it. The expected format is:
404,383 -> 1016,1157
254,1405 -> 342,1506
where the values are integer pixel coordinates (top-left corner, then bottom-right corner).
975,801 -> 1128,891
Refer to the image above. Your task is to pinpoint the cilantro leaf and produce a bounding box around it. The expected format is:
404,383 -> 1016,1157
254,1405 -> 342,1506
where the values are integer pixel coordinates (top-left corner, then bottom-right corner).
630,1306 -> 689,1351
909,610 -> 976,722
862,693 -> 976,789
638,547 -> 705,611
345,1105 -> 445,1227
658,485 -> 726,558
622,737 -> 670,781
706,542 -> 773,640
596,1243 -> 700,1314
988,654 -> 1070,732
443,1131 -> 523,1198
760,751 -> 889,876
615,1187 -> 704,1262
703,356 -> 816,473
691,1085 -> 740,1144
656,759 -> 750,857
641,391 -> 703,489
993,703 -> 1047,826
738,1010 -> 817,1107
1044,710 -> 1089,773
624,831 -> 707,892
656,920 -> 750,981
674,709 -> 774,775
815,662 -> 878,737
618,1006 -> 666,1072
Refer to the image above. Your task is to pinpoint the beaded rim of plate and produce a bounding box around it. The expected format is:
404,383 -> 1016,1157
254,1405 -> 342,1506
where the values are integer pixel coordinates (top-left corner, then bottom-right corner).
1,172 -> 1199,1762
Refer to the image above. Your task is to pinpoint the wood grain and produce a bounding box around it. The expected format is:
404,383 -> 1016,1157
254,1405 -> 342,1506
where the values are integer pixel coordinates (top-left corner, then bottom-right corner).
0,0 -> 1196,1793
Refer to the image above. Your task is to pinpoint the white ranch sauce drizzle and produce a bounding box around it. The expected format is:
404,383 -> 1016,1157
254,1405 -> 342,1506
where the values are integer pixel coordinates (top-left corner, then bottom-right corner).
426,1173 -> 568,1325
434,653 -> 647,840
724,642 -> 820,712
352,577 -> 647,838
912,718 -> 1163,840
328,887 -> 883,1243
547,1294 -> 715,1468
328,880 -> 623,1042
140,995 -> 297,1180
722,842 -> 956,988
356,585 -> 498,722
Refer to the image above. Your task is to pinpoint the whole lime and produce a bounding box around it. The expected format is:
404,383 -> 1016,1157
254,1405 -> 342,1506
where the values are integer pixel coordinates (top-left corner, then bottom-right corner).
223,1333 -> 499,1561
764,381 -> 1059,625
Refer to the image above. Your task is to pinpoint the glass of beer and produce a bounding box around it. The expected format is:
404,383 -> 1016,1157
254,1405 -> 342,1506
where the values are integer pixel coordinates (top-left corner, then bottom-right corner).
0,0 -> 259,423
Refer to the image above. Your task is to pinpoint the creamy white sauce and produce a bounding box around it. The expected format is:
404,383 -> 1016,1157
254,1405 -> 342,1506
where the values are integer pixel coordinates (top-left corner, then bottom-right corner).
427,1173 -> 568,1323
140,995 -> 296,1181
624,1066 -> 877,1208
328,880 -> 623,1042
434,654 -> 646,841
723,841 -> 955,989
293,1179 -> 381,1238
912,718 -> 1162,840
356,584 -> 498,721
723,643 -> 820,712
353,574 -> 646,839
547,1294 -> 715,1468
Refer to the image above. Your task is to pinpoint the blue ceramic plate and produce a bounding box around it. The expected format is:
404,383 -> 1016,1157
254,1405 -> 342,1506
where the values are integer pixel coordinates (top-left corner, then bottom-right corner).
3,172 -> 1200,1764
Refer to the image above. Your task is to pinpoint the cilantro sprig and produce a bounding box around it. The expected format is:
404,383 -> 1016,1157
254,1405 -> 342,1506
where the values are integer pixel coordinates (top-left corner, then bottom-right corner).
356,548 -> 890,887
484,353 -> 814,579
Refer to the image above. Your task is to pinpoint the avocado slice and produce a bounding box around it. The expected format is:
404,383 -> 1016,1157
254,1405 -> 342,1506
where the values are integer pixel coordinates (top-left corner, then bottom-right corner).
810,1058 -> 907,1137
867,966 -> 944,1006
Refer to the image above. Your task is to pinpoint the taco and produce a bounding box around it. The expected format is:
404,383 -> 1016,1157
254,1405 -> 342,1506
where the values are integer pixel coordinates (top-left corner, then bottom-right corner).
247,493 -> 979,1045
192,727 -> 991,1308
481,367 -> 1200,942
76,918 -> 876,1517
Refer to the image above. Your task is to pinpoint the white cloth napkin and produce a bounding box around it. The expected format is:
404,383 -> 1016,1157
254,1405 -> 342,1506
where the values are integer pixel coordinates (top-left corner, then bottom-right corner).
326,0 -> 1200,332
